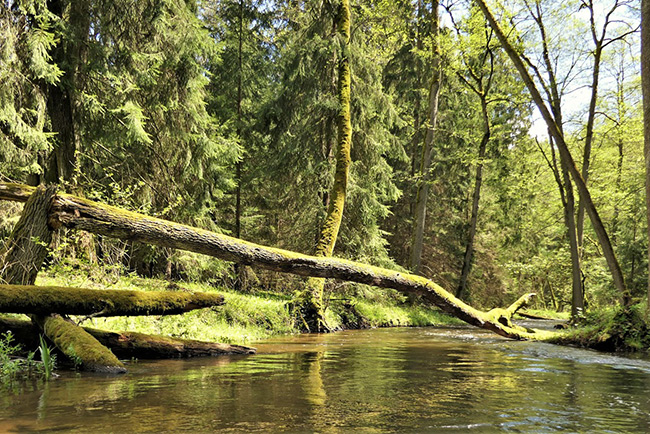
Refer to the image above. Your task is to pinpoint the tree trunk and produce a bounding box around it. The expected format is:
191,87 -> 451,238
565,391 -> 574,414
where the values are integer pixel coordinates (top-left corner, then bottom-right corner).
576,45 -> 602,252
475,0 -> 629,304
297,0 -> 353,332
0,185 -> 125,373
457,98 -> 489,300
0,182 -> 558,341
0,284 -> 224,317
560,146 -> 584,318
0,317 -> 256,359
410,0 -> 442,274
43,0 -> 89,185
641,0 -> 650,306
0,186 -> 56,285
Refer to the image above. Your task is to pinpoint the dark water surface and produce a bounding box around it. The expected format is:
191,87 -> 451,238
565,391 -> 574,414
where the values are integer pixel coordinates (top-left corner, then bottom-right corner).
2,326 -> 650,433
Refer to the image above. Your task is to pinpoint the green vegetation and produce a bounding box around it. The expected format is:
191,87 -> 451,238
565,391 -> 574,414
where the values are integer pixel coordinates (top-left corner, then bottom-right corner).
1,0 -> 649,355
0,331 -> 48,387
34,268 -> 459,345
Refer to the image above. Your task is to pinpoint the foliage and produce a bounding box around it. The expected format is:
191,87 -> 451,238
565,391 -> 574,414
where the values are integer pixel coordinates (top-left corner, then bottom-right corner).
0,0 -> 646,338
0,331 -> 47,387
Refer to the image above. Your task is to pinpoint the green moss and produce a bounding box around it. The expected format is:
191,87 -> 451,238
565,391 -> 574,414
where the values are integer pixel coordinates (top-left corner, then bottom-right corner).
43,316 -> 125,373
548,304 -> 650,352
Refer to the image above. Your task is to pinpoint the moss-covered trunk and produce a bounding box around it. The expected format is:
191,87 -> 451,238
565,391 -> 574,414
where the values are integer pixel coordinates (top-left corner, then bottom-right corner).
0,317 -> 256,359
36,315 -> 126,373
0,284 -> 224,316
296,0 -> 353,332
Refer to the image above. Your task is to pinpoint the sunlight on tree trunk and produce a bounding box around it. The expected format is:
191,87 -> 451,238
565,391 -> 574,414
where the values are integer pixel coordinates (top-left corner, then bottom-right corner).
296,0 -> 352,332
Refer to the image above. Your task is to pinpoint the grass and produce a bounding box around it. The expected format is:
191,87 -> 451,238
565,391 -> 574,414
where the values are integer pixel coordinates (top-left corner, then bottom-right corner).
34,268 -> 460,345
0,331 -> 51,389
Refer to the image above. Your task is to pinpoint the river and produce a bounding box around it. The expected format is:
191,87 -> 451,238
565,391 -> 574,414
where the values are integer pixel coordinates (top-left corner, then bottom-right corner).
2,325 -> 650,432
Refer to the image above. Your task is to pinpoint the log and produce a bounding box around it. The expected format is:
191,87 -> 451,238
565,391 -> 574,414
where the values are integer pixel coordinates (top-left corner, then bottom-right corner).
0,284 -> 224,316
0,183 -> 560,340
85,328 -> 256,358
0,317 -> 256,359
35,315 -> 126,374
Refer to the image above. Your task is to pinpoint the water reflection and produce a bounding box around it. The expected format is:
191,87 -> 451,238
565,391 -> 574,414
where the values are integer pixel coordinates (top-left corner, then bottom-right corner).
1,327 -> 650,432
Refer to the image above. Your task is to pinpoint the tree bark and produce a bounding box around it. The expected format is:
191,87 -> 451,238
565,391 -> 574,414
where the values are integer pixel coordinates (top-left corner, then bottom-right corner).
475,0 -> 628,304
0,284 -> 224,317
410,0 -> 442,274
0,186 -> 56,285
0,182 -> 558,340
642,0 -> 650,306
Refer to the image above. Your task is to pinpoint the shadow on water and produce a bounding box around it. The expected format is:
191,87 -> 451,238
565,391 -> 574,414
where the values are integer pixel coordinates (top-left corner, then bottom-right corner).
2,326 -> 650,433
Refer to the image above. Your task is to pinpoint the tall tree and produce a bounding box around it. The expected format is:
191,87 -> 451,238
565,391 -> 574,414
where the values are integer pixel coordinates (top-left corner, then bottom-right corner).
475,0 -> 630,306
449,6 -> 497,300
410,0 -> 442,274
642,0 -> 650,306
304,0 -> 352,331
0,0 -> 61,183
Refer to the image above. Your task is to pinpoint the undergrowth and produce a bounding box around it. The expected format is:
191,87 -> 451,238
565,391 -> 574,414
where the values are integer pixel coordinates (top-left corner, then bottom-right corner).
35,268 -> 459,345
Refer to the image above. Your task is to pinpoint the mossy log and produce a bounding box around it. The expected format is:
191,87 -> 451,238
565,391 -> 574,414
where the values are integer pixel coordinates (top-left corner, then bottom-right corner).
84,328 -> 256,358
0,284 -> 224,316
0,317 -> 256,359
0,182 -> 561,341
35,315 -> 126,373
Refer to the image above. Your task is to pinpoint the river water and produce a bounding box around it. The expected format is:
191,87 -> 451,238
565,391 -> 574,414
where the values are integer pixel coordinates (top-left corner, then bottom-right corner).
2,325 -> 650,433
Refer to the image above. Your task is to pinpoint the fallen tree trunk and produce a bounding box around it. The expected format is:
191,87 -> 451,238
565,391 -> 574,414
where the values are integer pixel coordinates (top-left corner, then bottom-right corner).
0,317 -> 256,359
0,284 -> 224,316
86,328 -> 256,359
0,183 -> 562,340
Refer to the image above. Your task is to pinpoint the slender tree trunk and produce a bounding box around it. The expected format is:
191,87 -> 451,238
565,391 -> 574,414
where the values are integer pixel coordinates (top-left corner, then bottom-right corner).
296,0 -> 352,331
234,0 -> 244,291
576,46 -> 602,251
457,98 -> 490,300
559,143 -> 585,318
475,0 -> 628,303
410,0 -> 442,273
642,0 -> 650,306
